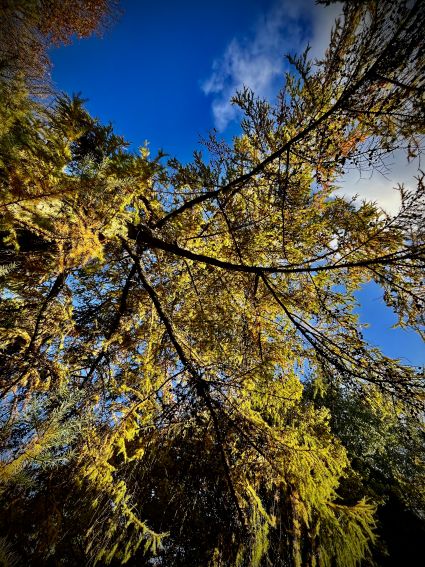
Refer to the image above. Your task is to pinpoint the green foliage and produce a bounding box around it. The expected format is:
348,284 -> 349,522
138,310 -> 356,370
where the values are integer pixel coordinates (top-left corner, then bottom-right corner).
0,0 -> 424,565
307,376 -> 425,563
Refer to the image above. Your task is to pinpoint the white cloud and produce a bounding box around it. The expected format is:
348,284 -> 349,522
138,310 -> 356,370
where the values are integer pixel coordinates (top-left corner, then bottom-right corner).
308,1 -> 343,61
202,0 -> 342,131
335,151 -> 421,216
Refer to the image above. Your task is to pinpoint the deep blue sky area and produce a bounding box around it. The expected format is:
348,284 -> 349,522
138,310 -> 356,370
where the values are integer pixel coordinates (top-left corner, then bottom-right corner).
49,0 -> 424,368
50,0 -> 274,161
355,283 -> 423,368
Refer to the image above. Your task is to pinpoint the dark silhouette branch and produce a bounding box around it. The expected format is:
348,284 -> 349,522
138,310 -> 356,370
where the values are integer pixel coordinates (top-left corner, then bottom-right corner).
80,263 -> 138,387
126,226 -> 424,275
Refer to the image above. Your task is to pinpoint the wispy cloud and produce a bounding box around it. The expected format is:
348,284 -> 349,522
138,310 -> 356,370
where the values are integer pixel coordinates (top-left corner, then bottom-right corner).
201,0 -> 341,131
335,151 -> 421,216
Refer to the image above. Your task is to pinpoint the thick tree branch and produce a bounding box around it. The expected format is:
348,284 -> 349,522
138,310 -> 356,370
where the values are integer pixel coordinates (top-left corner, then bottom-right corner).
80,263 -> 138,387
128,226 -> 424,275
26,271 -> 67,354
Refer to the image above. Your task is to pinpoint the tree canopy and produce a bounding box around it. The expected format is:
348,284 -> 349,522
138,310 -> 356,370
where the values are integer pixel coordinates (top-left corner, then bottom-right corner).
0,0 -> 118,94
0,1 -> 424,565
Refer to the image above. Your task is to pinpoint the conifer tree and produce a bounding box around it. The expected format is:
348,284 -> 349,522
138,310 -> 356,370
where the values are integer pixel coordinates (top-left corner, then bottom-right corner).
0,0 -> 118,94
0,1 -> 424,565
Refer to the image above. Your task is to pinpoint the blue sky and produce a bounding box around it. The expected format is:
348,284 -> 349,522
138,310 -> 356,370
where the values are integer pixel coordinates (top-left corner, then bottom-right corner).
49,0 -> 336,159
49,0 -> 424,367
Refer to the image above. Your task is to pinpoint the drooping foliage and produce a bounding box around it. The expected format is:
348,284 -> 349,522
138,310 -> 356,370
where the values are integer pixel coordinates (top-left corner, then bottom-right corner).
0,1 -> 424,565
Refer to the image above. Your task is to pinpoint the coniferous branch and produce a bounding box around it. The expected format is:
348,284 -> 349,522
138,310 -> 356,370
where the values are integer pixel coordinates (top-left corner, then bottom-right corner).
127,225 -> 424,275
154,0 -> 423,230
123,240 -> 249,534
